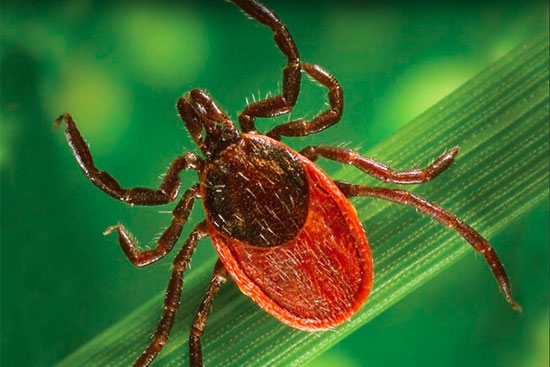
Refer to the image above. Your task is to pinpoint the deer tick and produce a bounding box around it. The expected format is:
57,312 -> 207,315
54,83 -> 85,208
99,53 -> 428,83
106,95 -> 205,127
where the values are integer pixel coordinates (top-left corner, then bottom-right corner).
54,0 -> 521,366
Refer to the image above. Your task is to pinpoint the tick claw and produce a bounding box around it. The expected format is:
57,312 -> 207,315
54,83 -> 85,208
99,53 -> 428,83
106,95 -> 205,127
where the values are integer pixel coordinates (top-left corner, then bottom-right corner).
53,112 -> 70,129
509,299 -> 523,312
103,225 -> 119,236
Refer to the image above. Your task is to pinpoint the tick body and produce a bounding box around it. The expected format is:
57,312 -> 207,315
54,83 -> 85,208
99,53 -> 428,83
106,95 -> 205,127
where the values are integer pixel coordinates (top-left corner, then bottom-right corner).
54,0 -> 520,366
203,133 -> 372,330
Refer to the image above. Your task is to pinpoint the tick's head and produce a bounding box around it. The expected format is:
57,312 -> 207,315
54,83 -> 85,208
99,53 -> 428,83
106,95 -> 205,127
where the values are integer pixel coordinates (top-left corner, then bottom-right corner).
178,89 -> 240,159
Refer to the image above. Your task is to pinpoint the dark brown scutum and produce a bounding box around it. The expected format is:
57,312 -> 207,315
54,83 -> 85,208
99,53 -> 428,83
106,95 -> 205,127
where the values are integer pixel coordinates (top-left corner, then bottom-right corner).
203,135 -> 309,247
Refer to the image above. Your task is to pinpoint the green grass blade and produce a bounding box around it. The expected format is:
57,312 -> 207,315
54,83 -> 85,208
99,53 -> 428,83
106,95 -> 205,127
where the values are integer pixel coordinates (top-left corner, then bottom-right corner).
56,34 -> 549,367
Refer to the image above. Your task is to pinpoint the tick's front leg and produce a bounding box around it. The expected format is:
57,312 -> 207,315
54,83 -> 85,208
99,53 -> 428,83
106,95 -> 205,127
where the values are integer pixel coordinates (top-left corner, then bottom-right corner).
230,0 -> 301,133
54,112 -> 203,205
267,63 -> 343,141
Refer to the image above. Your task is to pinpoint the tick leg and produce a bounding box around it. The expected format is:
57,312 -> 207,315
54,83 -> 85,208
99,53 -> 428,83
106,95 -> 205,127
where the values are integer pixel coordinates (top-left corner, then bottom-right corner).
54,113 -> 202,205
336,181 -> 521,311
189,260 -> 229,367
133,221 -> 209,367
231,0 -> 301,133
267,63 -> 344,140
104,185 -> 200,267
301,146 -> 459,184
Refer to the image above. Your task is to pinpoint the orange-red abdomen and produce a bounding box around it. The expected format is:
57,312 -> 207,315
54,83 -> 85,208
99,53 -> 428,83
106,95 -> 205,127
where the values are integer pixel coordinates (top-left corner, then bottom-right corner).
202,134 -> 373,331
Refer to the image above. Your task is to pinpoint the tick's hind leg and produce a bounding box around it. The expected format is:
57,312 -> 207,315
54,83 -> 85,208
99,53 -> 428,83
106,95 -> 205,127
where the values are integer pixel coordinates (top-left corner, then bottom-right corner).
189,260 -> 229,367
133,221 -> 209,367
336,182 -> 521,311
54,113 -> 201,205
301,145 -> 459,184
267,63 -> 344,140
230,0 -> 301,133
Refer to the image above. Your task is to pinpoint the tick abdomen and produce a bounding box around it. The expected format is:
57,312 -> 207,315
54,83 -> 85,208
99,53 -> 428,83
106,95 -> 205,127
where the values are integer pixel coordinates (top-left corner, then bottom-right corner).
204,134 -> 372,330
203,134 -> 309,247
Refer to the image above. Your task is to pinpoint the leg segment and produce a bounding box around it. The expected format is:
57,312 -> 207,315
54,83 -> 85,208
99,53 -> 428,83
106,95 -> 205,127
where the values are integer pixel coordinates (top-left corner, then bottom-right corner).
267,63 -> 344,140
336,182 -> 521,311
301,146 -> 459,184
133,221 -> 209,367
104,185 -> 200,267
54,113 -> 203,205
231,0 -> 301,133
189,260 -> 229,367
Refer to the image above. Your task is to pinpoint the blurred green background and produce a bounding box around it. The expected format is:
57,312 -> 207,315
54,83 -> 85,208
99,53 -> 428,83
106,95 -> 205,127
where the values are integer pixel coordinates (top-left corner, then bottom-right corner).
1,0 -> 548,366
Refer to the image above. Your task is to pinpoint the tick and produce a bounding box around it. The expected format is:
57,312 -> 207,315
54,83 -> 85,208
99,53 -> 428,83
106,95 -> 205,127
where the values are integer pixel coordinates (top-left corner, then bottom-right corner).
54,0 -> 521,366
